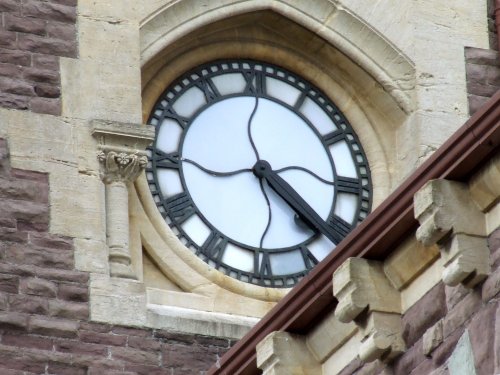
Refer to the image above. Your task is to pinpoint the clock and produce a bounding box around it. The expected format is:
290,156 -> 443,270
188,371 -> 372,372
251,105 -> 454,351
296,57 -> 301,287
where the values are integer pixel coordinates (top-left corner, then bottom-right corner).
146,60 -> 371,288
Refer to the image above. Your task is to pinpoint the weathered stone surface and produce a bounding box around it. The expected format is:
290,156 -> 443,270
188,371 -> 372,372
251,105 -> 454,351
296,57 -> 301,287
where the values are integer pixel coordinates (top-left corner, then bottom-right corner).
48,299 -> 89,320
443,291 -> 482,338
391,338 -> 427,375
422,320 -> 443,356
9,294 -> 49,314
402,283 -> 446,347
22,0 -> 77,23
448,331 -> 477,375
29,316 -> 79,338
29,97 -> 61,115
4,13 -> 47,35
0,312 -> 29,330
20,277 -> 57,297
468,302 -> 496,375
2,332 -> 53,351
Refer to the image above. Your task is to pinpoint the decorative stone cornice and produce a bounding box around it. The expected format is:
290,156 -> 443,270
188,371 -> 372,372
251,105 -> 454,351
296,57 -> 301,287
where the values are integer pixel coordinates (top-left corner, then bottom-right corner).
332,258 -> 404,363
414,179 -> 490,288
256,331 -> 320,375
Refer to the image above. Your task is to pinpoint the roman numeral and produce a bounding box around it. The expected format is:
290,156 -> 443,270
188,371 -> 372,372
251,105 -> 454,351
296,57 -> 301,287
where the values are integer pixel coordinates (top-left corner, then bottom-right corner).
150,149 -> 180,169
336,176 -> 361,194
255,252 -> 272,279
327,214 -> 352,240
164,107 -> 189,128
200,231 -> 227,261
300,247 -> 319,270
322,130 -> 344,146
243,70 -> 266,95
163,192 -> 195,224
196,77 -> 221,103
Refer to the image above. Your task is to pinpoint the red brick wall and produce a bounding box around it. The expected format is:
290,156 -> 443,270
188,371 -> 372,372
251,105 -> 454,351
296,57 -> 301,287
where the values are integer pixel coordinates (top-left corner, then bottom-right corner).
337,228 -> 500,375
0,138 -> 232,374
0,0 -> 77,115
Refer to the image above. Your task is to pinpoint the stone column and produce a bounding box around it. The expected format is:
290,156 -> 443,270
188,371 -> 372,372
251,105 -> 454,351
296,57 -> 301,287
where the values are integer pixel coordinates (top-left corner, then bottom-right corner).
92,120 -> 155,279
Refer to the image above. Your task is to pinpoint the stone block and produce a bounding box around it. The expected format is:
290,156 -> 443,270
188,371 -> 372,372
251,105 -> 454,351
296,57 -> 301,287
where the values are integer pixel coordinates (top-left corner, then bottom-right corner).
469,153 -> 500,212
2,332 -> 53,351
48,299 -> 89,320
55,339 -> 108,357
422,320 -> 443,356
20,277 -> 57,297
256,331 -> 320,374
79,330 -> 128,346
29,316 -> 79,338
0,312 -> 29,330
467,302 -> 496,375
0,273 -> 19,293
111,346 -> 159,366
57,283 -> 88,302
9,294 -> 49,315
4,13 -> 47,35
333,258 -> 401,323
22,0 -> 76,23
443,291 -> 481,338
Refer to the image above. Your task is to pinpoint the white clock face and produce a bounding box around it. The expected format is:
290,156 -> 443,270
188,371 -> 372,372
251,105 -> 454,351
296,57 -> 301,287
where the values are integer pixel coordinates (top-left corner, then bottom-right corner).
147,60 -> 371,287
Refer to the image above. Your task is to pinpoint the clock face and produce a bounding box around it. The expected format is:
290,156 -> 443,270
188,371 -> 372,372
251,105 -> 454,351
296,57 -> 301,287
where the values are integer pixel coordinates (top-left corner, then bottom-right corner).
147,60 -> 371,288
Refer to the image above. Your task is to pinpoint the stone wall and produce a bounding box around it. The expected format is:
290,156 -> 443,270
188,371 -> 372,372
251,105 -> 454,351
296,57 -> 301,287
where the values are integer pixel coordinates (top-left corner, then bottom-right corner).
336,227 -> 500,375
0,138 -> 232,374
0,0 -> 77,115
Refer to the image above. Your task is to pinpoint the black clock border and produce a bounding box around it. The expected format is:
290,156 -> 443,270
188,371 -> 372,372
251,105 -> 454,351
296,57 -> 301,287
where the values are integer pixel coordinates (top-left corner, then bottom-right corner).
146,59 -> 372,288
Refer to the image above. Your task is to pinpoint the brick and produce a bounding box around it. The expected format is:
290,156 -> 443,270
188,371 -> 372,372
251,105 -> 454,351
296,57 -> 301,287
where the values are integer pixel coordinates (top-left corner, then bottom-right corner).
34,83 -> 60,98
23,67 -> 60,84
48,0 -> 77,5
112,326 -> 152,338
0,92 -> 28,110
0,30 -> 17,49
443,291 -> 482,337
29,316 -> 79,338
79,330 -> 128,346
445,283 -> 470,310
467,82 -> 500,97
32,54 -> 59,70
431,328 -> 463,366
20,277 -> 57,297
57,283 -> 88,302
465,48 -> 500,66
49,299 -> 89,320
46,21 -> 76,40
0,0 -> 20,12
0,228 -> 28,243
18,34 -> 77,58
9,168 -> 47,182
468,302 -> 496,375
392,338 -> 428,375
125,364 -> 171,375
0,176 -> 48,202
29,232 -> 73,250
466,63 -> 489,83
0,311 -> 29,330
79,321 -> 111,334
0,350 -> 46,373
195,335 -> 231,348
16,220 -> 48,232
47,361 -> 87,375
0,199 -> 49,225
0,292 -> 8,310
402,283 -> 447,346
4,13 -> 46,35
0,273 -> 19,293
0,77 -> 35,96
0,49 -> 31,66
30,97 -> 61,115
0,218 -> 16,228
111,346 -> 160,366
154,330 -> 196,344
128,336 -> 162,351
481,269 -> 500,302
22,0 -> 76,23
0,367 -> 29,375
9,294 -> 49,314
55,339 -> 108,357
163,344 -> 217,369
2,332 -> 53,351
86,360 -> 126,375
5,243 -> 74,269
0,63 -> 23,78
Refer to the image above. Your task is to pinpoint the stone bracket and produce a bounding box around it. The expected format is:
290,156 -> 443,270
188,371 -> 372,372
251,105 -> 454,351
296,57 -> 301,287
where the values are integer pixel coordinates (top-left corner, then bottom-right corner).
332,258 -> 404,363
91,120 -> 155,280
414,179 -> 490,288
256,331 -> 320,375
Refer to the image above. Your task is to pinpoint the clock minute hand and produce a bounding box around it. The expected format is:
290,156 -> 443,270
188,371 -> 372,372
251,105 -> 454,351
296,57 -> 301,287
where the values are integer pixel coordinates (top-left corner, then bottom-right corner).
252,160 -> 342,245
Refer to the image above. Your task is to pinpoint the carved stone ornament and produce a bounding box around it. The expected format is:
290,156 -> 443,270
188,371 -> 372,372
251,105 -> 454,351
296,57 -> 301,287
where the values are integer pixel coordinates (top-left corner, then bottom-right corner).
414,179 -> 490,288
332,258 -> 404,363
97,150 -> 148,184
91,120 -> 155,279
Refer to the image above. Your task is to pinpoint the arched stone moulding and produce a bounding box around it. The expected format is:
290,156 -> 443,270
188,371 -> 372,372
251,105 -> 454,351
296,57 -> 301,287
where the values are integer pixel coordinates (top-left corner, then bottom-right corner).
139,0 -> 415,115
133,0 -> 416,313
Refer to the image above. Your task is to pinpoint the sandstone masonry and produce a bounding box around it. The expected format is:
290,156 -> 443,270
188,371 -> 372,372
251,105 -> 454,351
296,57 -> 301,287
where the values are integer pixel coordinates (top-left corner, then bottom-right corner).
0,138 -> 232,374
0,0 -> 77,115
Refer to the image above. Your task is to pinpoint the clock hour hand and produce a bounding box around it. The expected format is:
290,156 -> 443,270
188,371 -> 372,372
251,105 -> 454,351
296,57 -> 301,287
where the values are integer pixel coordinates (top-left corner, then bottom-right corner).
252,160 -> 342,244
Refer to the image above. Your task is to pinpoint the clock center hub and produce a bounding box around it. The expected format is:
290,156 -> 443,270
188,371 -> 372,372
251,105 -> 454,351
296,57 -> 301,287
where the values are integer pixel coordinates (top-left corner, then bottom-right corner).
252,160 -> 272,178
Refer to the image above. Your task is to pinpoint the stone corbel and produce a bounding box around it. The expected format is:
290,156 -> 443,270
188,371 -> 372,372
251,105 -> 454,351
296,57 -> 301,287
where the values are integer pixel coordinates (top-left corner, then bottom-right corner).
332,258 -> 405,363
414,179 -> 490,288
256,331 -> 321,375
91,120 -> 155,279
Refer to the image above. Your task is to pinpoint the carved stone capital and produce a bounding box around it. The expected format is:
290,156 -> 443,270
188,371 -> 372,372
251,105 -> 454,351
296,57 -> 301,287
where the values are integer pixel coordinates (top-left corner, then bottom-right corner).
332,258 -> 404,363
414,179 -> 490,288
97,149 -> 148,184
256,331 -> 320,375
